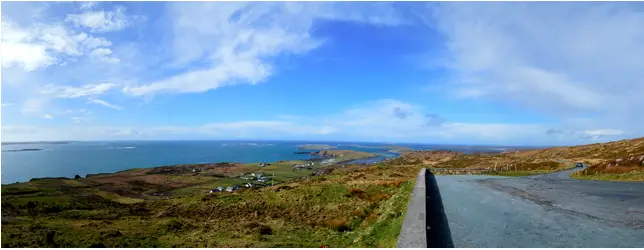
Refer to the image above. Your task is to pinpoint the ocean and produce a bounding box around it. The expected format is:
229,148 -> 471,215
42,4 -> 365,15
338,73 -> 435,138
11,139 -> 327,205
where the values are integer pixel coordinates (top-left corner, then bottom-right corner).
0,140 -> 508,184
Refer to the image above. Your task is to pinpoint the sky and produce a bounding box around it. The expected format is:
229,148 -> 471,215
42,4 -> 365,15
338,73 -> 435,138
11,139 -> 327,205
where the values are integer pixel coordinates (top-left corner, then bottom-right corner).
1,2 -> 644,146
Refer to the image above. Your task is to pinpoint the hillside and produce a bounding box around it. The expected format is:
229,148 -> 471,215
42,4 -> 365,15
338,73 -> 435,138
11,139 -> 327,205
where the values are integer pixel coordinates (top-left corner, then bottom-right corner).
1,160 -> 419,247
572,154 -> 644,181
388,137 -> 644,179
2,138 -> 643,247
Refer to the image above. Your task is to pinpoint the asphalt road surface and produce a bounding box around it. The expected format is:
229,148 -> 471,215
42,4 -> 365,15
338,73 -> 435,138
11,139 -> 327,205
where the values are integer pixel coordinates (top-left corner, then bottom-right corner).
436,168 -> 644,247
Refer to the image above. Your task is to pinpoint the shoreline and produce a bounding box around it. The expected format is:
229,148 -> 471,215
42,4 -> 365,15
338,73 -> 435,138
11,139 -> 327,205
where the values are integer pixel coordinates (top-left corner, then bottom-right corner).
3,149 -> 382,185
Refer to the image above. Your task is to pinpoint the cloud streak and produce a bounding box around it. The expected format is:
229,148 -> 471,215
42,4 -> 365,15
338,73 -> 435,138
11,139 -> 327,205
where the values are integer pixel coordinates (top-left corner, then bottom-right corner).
41,83 -> 117,98
429,2 -> 644,128
1,20 -> 116,72
87,98 -> 123,110
66,6 -> 132,33
122,2 -> 407,97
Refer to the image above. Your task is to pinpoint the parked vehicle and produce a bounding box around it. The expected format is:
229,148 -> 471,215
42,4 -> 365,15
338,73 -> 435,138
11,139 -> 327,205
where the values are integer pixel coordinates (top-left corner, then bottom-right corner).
576,162 -> 584,168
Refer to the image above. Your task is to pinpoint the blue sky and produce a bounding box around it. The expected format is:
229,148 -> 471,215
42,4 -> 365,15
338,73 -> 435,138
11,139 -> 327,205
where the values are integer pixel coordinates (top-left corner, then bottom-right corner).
2,2 -> 644,145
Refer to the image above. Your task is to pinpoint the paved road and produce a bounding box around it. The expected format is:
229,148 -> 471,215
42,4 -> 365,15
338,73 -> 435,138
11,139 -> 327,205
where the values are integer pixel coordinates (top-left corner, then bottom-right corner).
436,168 -> 644,247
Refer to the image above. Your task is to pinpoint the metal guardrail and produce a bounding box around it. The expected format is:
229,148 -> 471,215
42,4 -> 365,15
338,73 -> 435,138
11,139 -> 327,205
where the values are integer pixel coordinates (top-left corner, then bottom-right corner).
397,168 -> 454,248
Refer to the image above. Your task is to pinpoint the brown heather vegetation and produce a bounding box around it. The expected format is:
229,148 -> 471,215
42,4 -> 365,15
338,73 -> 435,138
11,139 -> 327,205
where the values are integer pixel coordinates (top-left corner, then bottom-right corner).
387,137 -> 644,179
3,138 -> 644,247
2,158 -> 420,248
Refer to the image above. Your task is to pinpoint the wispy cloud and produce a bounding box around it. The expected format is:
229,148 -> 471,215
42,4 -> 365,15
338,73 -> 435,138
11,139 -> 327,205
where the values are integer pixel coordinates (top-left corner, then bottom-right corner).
42,114 -> 53,119
87,98 -> 123,110
70,116 -> 91,123
21,98 -> 50,113
429,2 -> 644,125
2,2 -> 641,144
41,83 -> 117,98
122,2 -> 407,97
57,109 -> 92,115
1,20 -> 115,72
7,99 -> 619,144
65,6 -> 132,33
79,1 -> 97,10
2,97 -> 626,144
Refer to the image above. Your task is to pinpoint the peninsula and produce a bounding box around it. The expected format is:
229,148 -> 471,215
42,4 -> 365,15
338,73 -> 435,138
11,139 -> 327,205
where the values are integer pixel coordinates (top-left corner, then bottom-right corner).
2,138 -> 644,247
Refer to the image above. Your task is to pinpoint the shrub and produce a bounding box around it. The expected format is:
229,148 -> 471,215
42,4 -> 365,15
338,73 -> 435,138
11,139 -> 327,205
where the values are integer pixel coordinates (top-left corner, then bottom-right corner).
325,218 -> 349,232
164,219 -> 185,232
348,188 -> 366,199
243,222 -> 273,235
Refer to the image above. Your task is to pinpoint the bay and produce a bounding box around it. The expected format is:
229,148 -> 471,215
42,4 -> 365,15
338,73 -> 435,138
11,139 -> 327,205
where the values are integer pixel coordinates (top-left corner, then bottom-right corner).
1,140 -> 509,184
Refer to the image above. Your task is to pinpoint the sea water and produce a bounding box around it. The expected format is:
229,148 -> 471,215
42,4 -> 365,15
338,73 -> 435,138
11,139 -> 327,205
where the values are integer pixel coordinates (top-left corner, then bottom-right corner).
0,140 -> 508,184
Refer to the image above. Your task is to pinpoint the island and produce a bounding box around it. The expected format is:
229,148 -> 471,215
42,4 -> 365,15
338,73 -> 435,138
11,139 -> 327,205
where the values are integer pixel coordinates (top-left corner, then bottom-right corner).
1,141 -> 71,145
3,137 -> 644,248
2,148 -> 44,152
309,149 -> 377,163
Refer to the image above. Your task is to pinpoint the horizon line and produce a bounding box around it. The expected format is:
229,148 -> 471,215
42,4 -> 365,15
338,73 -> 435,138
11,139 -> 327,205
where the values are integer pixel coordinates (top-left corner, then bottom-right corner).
1,138 -> 554,148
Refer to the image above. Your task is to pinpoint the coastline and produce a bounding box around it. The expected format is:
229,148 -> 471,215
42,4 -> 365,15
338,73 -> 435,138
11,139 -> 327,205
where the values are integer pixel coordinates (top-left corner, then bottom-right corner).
3,149 -> 380,186
2,141 -> 409,184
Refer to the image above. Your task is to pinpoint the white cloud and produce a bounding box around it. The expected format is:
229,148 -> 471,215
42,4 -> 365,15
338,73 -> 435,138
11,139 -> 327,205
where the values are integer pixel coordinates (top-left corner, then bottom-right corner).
88,48 -> 120,63
65,6 -> 131,33
123,60 -> 271,96
1,20 -> 115,72
1,125 -> 136,142
123,2 -> 406,97
41,83 -> 117,98
80,1 -> 97,10
584,129 -> 624,136
42,114 -> 53,119
1,22 -> 56,71
70,116 -> 91,123
545,127 -> 626,141
6,99 -> 624,145
581,129 -> 624,140
2,103 -> 14,107
57,109 -> 92,115
87,98 -> 122,110
21,98 -> 50,113
429,2 -> 644,126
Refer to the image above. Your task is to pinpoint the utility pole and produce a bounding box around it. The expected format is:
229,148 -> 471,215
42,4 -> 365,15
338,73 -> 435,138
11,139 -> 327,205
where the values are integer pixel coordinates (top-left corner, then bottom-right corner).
272,173 -> 275,187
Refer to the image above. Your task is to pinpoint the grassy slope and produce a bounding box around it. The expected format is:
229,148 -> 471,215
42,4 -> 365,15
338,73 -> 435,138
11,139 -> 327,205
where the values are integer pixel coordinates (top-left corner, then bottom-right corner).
1,160 -> 420,248
4,137 -> 643,247
570,171 -> 644,181
565,138 -> 644,181
393,137 -> 644,180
